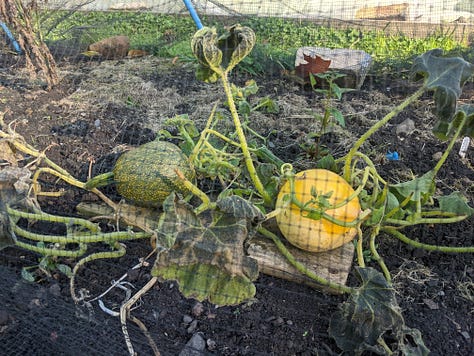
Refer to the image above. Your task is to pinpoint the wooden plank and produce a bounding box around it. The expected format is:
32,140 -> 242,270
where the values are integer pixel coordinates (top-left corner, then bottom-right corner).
356,3 -> 410,21
247,233 -> 354,294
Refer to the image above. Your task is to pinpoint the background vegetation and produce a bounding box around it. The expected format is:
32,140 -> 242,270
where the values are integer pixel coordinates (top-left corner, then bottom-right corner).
40,11 -> 473,77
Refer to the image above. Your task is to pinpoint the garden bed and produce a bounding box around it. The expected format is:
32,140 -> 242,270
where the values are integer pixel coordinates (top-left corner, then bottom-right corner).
0,54 -> 473,355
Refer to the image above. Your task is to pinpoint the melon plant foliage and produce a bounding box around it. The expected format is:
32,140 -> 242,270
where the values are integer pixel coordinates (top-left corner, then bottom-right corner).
412,49 -> 474,139
151,193 -> 263,305
329,267 -> 430,355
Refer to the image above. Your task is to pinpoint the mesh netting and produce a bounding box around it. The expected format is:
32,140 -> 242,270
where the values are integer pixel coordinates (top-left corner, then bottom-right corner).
1,1 -> 473,355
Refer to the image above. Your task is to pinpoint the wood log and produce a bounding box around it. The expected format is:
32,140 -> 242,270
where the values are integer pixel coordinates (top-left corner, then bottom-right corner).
247,234 -> 353,294
356,3 -> 410,21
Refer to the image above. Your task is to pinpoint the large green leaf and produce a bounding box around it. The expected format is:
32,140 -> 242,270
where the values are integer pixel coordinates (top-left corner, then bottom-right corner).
389,170 -> 435,208
437,191 -> 474,217
412,49 -> 474,139
329,267 -> 429,355
152,194 -> 260,305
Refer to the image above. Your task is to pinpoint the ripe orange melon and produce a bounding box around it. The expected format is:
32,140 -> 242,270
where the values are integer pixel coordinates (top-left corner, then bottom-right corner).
275,169 -> 361,252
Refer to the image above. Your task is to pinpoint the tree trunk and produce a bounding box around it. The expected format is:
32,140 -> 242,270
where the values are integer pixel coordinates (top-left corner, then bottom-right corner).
0,0 -> 58,89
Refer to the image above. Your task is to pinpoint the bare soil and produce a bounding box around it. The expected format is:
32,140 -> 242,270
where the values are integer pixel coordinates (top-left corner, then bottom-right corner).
0,54 -> 473,355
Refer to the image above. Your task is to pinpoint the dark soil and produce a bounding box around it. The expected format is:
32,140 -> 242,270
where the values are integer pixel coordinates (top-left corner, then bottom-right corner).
0,54 -> 473,356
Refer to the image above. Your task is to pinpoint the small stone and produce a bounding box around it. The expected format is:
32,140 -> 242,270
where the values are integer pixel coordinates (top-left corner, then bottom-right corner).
179,332 -> 206,356
48,283 -> 61,297
286,320 -> 294,326
423,298 -> 439,310
206,312 -> 217,319
182,315 -> 193,325
187,319 -> 198,334
396,118 -> 415,137
460,331 -> 470,340
272,316 -> 284,326
191,302 -> 204,317
206,338 -> 217,351
432,151 -> 443,161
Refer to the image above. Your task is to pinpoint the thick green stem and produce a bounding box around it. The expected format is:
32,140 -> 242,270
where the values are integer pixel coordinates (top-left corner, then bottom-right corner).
189,103 -> 218,163
383,227 -> 474,253
355,225 -> 366,268
258,226 -> 354,294
432,113 -> 468,178
221,73 -> 272,205
70,242 -> 127,302
384,214 -> 467,226
343,86 -> 426,180
369,227 -> 391,283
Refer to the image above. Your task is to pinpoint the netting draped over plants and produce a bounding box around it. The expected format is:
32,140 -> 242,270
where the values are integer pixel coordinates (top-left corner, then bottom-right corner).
1,1 -> 474,355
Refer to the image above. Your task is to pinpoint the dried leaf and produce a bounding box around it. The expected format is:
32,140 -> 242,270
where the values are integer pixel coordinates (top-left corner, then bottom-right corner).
295,54 -> 331,81
0,167 -> 34,250
0,141 -> 20,166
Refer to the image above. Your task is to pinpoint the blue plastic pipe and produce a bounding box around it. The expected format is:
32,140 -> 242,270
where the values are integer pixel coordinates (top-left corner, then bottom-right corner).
182,0 -> 203,29
0,21 -> 22,54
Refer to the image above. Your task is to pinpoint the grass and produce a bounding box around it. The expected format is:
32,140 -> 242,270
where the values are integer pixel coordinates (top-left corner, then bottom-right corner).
39,11 -> 471,77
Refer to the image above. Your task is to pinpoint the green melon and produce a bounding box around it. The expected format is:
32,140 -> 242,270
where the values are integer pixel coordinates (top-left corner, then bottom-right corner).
113,140 -> 195,207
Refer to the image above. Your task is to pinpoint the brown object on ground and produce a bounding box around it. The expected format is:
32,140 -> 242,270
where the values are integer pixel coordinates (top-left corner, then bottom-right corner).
356,3 -> 410,21
89,36 -> 130,59
128,49 -> 149,58
247,234 -> 354,294
0,0 -> 58,90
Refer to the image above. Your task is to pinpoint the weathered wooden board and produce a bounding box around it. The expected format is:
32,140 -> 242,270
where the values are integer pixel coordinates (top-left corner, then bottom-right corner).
247,234 -> 354,295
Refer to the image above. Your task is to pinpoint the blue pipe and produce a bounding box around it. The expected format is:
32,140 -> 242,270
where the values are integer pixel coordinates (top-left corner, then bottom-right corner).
182,0 -> 203,29
0,21 -> 22,54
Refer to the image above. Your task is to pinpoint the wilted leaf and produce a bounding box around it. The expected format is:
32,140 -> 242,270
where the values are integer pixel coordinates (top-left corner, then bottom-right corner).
192,24 -> 256,81
295,54 -> 331,81
0,141 -> 20,165
156,263 -> 256,306
329,267 -> 429,355
216,195 -> 265,225
412,49 -> 474,139
0,167 -> 34,250
437,191 -> 474,217
389,170 -> 436,207
223,25 -> 256,72
152,195 -> 260,305
191,27 -> 223,71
